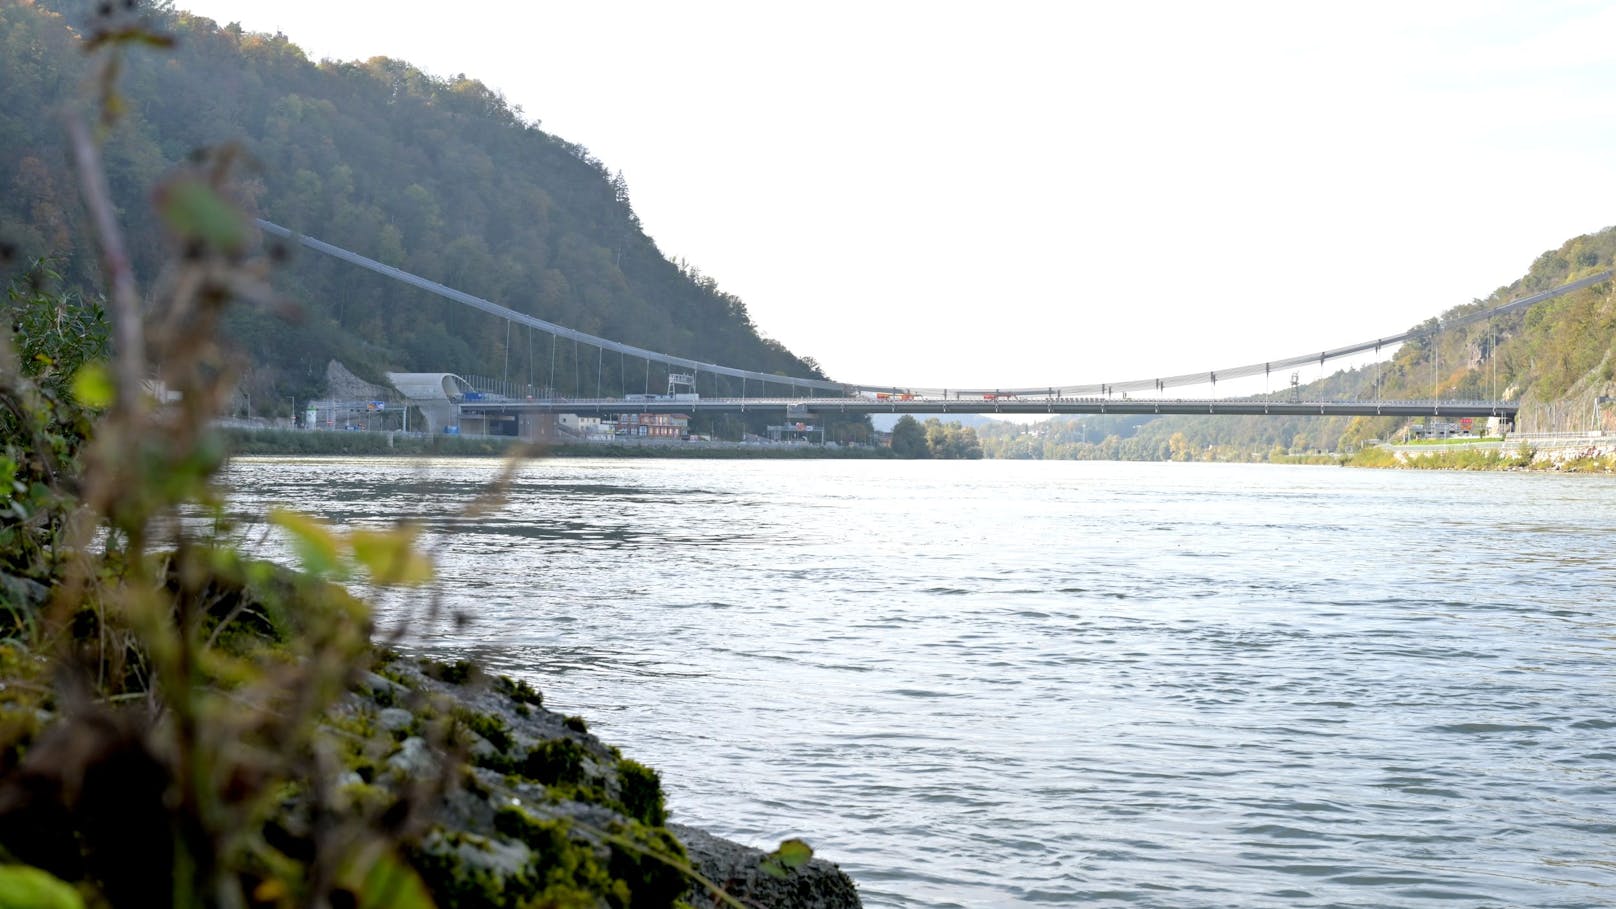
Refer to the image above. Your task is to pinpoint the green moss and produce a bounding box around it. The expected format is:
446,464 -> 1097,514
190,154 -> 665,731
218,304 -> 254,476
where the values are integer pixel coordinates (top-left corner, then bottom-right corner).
604,819 -> 689,909
615,759 -> 667,827
494,675 -> 543,708
562,715 -> 588,734
330,707 -> 379,737
491,808 -> 618,907
483,806 -> 689,909
410,829 -> 538,909
369,682 -> 398,709
325,711 -> 391,791
421,658 -> 476,685
374,664 -> 412,689
471,751 -> 518,775
521,739 -> 587,787
475,754 -> 518,775
460,769 -> 490,800
539,780 -> 612,811
339,777 -> 393,815
453,709 -> 513,754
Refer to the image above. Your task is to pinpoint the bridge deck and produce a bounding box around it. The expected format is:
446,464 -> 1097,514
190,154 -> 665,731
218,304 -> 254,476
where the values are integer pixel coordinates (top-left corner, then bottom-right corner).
460,397 -> 1518,419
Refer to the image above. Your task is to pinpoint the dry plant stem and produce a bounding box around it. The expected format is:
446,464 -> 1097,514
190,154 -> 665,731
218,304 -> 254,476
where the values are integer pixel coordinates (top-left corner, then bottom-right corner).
66,115 -> 145,419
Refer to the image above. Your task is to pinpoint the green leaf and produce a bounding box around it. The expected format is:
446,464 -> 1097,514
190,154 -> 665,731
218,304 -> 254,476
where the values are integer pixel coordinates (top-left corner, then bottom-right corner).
760,838 -> 814,879
270,508 -> 344,578
774,838 -> 813,868
69,362 -> 114,409
0,865 -> 85,909
157,178 -> 247,254
350,527 -> 435,586
347,849 -> 436,909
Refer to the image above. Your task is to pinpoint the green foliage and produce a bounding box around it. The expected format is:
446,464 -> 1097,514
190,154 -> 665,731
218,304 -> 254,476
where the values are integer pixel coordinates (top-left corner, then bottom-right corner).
760,838 -> 814,880
474,807 -> 688,909
616,759 -> 667,827
1346,446 -> 1399,468
889,415 -> 929,458
0,268 -> 109,613
495,674 -> 543,708
602,821 -> 689,909
0,13 -> 465,906
155,176 -> 249,257
1349,442 -> 1547,471
344,850 -> 438,909
523,738 -> 589,786
454,708 -> 513,755
5,268 -> 109,397
407,830 -> 521,909
885,417 -> 983,459
1376,227 -> 1616,428
922,419 -> 983,459
423,657 -> 477,685
0,864 -> 84,909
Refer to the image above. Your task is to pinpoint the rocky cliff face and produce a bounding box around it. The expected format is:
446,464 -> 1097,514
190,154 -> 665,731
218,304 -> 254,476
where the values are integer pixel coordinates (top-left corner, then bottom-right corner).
324,360 -> 393,403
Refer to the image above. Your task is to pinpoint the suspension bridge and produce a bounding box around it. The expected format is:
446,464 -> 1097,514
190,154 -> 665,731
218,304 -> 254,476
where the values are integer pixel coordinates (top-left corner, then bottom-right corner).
257,219 -> 1612,428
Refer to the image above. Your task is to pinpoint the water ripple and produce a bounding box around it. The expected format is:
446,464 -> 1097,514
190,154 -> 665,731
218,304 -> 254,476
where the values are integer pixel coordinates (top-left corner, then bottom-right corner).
224,457 -> 1616,909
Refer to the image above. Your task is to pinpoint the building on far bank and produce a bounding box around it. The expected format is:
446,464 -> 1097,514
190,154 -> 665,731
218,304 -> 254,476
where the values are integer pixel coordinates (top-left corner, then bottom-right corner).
615,413 -> 689,438
1401,419 -> 1483,441
767,421 -> 824,444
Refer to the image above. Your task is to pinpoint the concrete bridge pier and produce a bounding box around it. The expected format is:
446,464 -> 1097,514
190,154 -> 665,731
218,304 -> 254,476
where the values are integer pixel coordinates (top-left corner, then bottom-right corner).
519,412 -> 558,443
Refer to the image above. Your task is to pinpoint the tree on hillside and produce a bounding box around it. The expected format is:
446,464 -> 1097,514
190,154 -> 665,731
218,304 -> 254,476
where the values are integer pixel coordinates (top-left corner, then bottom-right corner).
1168,432 -> 1191,461
0,1 -> 833,412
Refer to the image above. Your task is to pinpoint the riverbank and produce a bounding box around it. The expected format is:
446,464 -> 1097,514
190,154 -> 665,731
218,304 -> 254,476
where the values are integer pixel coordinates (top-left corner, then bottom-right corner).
367,653 -> 864,909
223,427 -> 894,459
0,565 -> 863,909
1347,433 -> 1616,472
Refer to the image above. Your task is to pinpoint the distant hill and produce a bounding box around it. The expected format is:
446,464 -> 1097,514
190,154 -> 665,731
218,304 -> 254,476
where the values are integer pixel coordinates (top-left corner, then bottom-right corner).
980,226 -> 1616,459
0,1 -> 829,417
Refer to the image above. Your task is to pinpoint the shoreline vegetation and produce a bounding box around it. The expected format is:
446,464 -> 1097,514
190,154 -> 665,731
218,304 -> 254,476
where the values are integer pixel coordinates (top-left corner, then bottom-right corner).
1349,443 -> 1616,472
0,8 -> 862,905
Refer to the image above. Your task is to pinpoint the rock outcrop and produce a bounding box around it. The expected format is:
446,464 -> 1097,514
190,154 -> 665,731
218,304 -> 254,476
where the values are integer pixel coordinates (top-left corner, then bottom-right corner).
356,655 -> 863,909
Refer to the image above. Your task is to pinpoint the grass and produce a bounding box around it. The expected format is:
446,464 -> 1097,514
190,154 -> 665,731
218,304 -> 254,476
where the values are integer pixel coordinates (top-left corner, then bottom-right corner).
1348,443 -> 1537,470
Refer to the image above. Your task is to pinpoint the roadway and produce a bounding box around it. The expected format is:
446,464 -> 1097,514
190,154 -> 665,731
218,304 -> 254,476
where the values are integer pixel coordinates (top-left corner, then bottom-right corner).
459,396 -> 1519,419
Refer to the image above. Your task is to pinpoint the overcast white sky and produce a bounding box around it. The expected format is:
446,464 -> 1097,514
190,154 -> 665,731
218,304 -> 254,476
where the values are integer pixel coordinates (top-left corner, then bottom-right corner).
174,0 -> 1616,391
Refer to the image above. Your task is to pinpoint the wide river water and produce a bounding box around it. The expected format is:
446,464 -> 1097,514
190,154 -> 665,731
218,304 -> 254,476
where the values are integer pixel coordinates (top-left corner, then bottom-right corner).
223,457 -> 1616,908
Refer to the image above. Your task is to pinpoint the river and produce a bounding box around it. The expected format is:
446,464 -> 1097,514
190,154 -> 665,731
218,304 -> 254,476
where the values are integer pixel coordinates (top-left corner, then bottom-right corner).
223,457 -> 1616,908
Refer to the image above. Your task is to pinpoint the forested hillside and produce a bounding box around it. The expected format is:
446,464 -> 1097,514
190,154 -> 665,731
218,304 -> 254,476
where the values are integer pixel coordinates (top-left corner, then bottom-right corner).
981,226 -> 1616,460
0,0 -> 823,413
